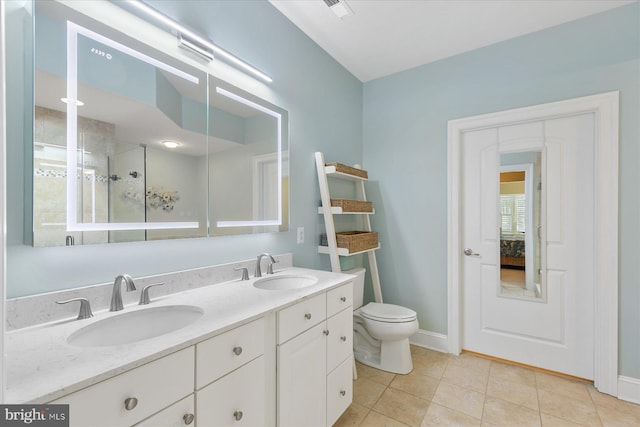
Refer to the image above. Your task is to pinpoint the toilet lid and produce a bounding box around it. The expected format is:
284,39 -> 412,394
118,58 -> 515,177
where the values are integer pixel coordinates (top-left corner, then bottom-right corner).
360,303 -> 417,322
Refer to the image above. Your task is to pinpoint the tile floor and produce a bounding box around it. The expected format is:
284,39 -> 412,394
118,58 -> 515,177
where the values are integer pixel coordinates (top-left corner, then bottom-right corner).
335,346 -> 640,427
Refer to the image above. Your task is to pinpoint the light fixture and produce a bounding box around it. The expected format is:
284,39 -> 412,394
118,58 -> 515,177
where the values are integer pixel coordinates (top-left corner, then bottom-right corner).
61,97 -> 85,106
324,0 -> 353,19
178,34 -> 214,62
162,140 -> 181,149
125,0 -> 273,83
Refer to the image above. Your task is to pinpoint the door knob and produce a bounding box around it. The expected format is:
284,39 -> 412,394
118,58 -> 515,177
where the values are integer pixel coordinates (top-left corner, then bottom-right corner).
464,248 -> 480,257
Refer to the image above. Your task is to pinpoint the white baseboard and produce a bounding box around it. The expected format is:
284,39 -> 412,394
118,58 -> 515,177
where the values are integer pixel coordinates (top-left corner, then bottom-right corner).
410,329 -> 448,353
618,375 -> 640,404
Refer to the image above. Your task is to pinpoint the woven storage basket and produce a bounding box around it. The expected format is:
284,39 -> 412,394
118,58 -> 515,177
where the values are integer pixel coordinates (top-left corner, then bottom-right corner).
326,162 -> 368,179
321,231 -> 378,253
330,199 -> 373,213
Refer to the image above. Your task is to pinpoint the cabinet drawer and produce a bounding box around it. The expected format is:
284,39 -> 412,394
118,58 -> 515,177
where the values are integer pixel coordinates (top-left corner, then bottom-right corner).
197,355 -> 266,427
277,293 -> 326,344
51,347 -> 194,427
327,307 -> 353,373
327,355 -> 353,427
134,394 -> 195,427
196,317 -> 265,389
327,282 -> 353,318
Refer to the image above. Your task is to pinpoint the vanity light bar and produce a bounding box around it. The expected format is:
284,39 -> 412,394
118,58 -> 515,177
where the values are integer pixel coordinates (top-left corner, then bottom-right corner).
126,0 -> 273,83
178,34 -> 214,62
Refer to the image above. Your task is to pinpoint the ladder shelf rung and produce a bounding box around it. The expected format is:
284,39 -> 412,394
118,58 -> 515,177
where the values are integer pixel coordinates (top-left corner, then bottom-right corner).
317,243 -> 381,257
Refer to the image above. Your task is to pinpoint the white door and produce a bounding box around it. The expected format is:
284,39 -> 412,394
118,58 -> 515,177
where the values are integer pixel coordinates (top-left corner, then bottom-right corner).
462,114 -> 595,379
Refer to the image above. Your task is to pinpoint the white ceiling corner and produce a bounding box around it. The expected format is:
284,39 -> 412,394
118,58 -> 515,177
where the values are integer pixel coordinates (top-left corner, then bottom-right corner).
269,0 -> 635,82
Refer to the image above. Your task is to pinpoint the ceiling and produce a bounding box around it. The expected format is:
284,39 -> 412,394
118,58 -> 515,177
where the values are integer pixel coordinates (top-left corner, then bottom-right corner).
269,0 -> 635,82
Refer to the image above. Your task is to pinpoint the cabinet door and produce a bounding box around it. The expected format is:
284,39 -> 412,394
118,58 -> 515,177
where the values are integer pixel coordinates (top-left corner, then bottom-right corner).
196,317 -> 265,389
326,307 -> 353,373
197,356 -> 266,427
134,395 -> 195,427
277,322 -> 327,427
277,293 -> 326,344
51,347 -> 194,427
327,356 -> 353,427
326,282 -> 353,318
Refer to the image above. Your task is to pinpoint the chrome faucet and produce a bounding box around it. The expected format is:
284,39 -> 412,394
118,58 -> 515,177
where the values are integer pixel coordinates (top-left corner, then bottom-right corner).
254,253 -> 276,278
110,274 -> 137,311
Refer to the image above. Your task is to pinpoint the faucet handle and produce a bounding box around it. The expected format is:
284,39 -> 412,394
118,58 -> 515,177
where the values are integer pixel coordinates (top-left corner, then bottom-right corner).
267,258 -> 279,275
234,267 -> 250,281
138,282 -> 164,305
56,298 -> 93,320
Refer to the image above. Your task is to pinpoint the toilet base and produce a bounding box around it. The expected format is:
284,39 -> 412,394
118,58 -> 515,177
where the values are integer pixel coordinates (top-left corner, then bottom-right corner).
354,332 -> 414,374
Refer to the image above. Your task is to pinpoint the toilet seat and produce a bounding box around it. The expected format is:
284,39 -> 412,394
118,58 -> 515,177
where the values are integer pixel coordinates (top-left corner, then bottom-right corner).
359,303 -> 417,323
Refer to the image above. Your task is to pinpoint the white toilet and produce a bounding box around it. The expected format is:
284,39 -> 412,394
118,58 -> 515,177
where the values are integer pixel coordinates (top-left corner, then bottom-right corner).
347,268 -> 419,374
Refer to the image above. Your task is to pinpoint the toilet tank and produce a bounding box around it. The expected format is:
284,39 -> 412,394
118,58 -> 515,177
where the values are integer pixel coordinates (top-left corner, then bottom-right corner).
344,268 -> 366,309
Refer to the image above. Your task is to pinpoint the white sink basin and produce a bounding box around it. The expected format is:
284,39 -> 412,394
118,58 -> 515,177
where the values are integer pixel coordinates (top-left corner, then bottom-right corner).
67,305 -> 204,347
253,274 -> 318,291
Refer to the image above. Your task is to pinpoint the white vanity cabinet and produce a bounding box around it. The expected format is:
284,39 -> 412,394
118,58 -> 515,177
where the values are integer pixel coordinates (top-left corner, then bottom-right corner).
277,282 -> 353,427
51,347 -> 195,427
195,317 -> 268,427
49,317 -> 269,427
134,395 -> 195,427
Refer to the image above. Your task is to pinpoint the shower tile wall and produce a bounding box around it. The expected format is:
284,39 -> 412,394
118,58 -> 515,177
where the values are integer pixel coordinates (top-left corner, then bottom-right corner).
33,106 -> 113,247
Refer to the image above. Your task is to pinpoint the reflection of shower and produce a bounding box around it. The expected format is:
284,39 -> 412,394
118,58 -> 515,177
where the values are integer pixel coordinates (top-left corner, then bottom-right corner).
107,145 -> 147,242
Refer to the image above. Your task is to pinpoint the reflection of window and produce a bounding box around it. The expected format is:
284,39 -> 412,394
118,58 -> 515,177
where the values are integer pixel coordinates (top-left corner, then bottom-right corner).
501,194 -> 525,234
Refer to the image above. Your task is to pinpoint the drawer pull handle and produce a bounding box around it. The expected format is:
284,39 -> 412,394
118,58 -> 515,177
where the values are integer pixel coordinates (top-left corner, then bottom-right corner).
183,413 -> 195,425
340,296 -> 346,302
124,397 -> 138,411
340,390 -> 346,396
324,330 -> 330,336
233,410 -> 243,421
304,313 -> 312,320
233,346 -> 243,356
340,335 -> 347,342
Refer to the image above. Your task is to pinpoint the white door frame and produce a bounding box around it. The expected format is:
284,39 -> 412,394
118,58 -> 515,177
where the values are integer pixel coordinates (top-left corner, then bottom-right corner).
447,92 -> 619,395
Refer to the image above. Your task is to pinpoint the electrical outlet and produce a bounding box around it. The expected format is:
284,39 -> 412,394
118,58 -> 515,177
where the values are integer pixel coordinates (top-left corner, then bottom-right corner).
297,227 -> 304,244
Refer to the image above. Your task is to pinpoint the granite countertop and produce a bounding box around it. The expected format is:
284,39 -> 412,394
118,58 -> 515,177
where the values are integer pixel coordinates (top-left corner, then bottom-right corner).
5,267 -> 354,403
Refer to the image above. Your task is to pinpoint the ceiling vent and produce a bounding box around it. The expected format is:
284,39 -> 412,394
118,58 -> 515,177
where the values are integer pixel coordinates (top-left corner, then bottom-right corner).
323,0 -> 353,19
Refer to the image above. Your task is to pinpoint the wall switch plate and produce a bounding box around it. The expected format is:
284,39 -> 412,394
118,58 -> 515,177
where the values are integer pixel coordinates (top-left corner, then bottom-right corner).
296,227 -> 304,244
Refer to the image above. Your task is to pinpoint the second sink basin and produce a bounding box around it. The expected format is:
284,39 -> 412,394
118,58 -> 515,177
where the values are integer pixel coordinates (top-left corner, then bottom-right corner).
67,305 -> 204,347
253,274 -> 318,291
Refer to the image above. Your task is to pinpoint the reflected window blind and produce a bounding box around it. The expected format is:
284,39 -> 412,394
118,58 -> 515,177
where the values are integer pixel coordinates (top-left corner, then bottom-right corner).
500,194 -> 525,234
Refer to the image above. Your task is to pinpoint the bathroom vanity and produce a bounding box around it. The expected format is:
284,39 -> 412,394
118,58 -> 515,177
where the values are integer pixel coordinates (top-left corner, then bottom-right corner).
5,262 -> 354,427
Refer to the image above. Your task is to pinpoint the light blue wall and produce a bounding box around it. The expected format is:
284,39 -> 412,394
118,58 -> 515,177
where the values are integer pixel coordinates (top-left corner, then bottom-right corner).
6,1 -> 362,296
363,3 -> 640,378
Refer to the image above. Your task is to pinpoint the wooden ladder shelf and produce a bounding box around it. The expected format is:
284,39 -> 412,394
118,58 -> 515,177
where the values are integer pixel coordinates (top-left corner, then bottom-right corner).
315,152 -> 383,303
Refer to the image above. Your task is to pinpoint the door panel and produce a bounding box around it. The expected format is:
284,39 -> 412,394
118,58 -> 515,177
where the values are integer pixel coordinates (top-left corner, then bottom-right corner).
462,114 -> 594,379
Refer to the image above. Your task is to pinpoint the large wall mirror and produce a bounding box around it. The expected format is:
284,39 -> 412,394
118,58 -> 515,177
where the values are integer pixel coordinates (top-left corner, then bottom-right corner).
32,1 -> 288,247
